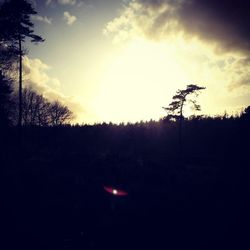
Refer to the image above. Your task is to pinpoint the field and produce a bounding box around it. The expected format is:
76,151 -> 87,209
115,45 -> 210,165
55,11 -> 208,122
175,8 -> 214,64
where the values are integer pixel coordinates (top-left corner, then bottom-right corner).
1,118 -> 250,249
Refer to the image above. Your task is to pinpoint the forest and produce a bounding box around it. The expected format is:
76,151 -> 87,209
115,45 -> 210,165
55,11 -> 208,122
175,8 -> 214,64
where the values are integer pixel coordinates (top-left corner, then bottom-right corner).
1,0 -> 250,250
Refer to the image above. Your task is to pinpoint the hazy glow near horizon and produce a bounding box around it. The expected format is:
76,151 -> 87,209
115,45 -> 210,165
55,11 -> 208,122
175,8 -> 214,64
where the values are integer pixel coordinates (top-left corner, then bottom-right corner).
87,38 -> 234,123
91,38 -> 189,123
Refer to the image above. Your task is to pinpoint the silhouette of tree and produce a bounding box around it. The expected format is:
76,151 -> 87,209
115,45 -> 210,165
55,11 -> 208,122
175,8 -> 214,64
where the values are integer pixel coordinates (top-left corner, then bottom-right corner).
0,8 -> 18,76
0,42 -> 18,73
0,0 -> 44,128
241,106 -> 250,122
21,88 -> 50,126
48,101 -> 74,126
0,71 -> 13,127
163,84 -> 205,155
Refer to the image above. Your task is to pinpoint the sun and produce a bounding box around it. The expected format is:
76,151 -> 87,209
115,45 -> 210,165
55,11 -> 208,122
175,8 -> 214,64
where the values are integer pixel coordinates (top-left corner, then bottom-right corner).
92,38 -> 190,123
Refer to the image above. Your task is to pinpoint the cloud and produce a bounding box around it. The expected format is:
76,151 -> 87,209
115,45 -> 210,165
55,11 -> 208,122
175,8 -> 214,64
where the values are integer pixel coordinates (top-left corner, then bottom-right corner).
63,11 -> 77,25
22,56 -> 85,122
225,57 -> 250,90
45,0 -> 91,10
31,15 -> 52,24
58,0 -> 76,5
46,0 -> 78,6
46,0 -> 52,5
104,0 -> 250,88
106,0 -> 250,54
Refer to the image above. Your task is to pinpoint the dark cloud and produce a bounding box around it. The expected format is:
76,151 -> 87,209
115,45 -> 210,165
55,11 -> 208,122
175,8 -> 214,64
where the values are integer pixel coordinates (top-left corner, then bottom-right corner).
104,0 -> 250,88
137,0 -> 250,53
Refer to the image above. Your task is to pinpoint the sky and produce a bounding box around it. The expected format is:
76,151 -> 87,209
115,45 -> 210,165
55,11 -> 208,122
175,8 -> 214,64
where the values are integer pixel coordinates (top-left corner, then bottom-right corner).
13,0 -> 250,124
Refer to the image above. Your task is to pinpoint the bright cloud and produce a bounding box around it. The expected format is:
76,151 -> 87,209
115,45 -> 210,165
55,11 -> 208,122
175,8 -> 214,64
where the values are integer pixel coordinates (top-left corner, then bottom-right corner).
63,11 -> 77,25
22,56 -> 85,123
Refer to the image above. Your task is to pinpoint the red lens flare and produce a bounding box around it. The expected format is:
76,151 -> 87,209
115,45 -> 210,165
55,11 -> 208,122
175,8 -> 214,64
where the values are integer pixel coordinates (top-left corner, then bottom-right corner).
104,186 -> 128,196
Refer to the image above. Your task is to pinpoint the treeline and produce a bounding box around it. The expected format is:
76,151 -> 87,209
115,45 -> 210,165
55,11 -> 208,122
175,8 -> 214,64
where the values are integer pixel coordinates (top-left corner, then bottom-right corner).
8,108 -> 249,161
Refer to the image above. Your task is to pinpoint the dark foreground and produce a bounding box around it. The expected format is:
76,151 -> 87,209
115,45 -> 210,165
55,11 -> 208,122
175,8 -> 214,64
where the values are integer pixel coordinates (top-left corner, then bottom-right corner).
0,122 -> 250,249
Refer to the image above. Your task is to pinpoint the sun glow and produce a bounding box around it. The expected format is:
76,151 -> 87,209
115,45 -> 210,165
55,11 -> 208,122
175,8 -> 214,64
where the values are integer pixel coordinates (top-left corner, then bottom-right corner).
92,38 -> 191,123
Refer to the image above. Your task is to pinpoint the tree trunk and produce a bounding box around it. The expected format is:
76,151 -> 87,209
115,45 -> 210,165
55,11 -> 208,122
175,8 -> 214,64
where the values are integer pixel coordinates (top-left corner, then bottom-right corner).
18,34 -> 23,162
18,35 -> 22,128
179,101 -> 184,157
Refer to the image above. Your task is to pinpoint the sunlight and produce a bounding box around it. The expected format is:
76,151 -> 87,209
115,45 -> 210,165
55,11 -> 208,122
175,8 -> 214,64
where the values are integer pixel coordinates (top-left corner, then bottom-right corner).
92,38 -> 190,123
